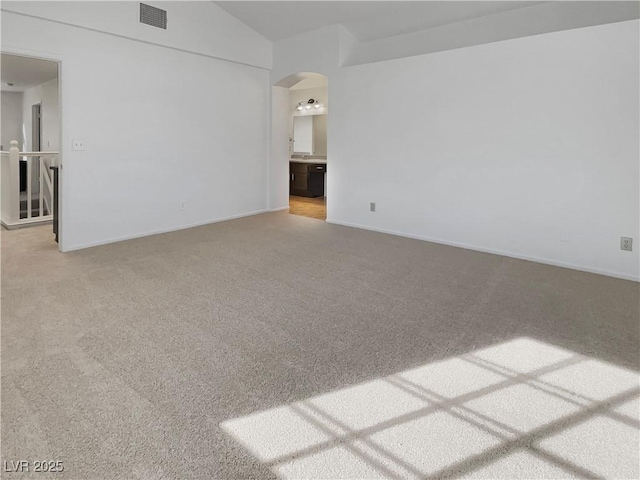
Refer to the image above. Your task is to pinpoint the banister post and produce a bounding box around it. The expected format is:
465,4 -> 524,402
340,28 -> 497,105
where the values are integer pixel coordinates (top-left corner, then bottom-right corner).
1,141 -> 21,224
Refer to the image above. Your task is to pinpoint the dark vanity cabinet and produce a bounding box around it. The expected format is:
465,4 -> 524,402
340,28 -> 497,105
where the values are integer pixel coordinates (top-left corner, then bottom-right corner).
290,162 -> 326,198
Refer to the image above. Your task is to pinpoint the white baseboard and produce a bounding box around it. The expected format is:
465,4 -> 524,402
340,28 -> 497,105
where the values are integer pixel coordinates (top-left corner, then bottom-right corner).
326,218 -> 640,283
2,217 -> 53,230
270,206 -> 289,212
63,209 -> 269,252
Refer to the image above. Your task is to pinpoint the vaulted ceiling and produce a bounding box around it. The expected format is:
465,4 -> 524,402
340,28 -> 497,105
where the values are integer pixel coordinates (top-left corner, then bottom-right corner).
215,1 -> 640,48
215,1 -> 546,42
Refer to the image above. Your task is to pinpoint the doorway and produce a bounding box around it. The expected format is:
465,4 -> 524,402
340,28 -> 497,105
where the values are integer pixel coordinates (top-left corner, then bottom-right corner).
1,52 -> 61,246
288,196 -> 326,220
272,72 -> 328,221
23,103 -> 43,217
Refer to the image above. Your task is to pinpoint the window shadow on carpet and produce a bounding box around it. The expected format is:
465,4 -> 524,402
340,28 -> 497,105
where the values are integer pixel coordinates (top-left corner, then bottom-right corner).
221,337 -> 640,479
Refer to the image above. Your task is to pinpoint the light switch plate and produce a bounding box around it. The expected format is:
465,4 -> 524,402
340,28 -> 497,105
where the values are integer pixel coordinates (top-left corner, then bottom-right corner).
72,139 -> 85,151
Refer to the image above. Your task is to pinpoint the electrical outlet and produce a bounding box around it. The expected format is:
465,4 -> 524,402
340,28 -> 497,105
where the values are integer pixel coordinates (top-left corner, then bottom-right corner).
180,201 -> 186,211
370,202 -> 376,212
621,237 -> 633,251
72,139 -> 84,151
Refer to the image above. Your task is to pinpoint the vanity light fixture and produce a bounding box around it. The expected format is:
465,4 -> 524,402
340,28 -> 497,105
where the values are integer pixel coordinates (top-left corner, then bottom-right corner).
296,98 -> 322,111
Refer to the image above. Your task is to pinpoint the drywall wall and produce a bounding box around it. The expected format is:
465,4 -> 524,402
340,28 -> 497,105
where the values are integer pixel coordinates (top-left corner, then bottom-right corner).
328,20 -> 639,280
22,77 -> 59,152
2,7 -> 270,251
313,115 -> 327,157
271,25 -> 341,84
270,86 -> 290,211
272,20 -> 639,280
2,1 -> 271,69
1,91 -> 23,150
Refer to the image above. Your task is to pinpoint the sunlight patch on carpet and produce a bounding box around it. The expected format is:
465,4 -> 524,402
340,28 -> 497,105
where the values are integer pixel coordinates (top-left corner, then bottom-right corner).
221,337 -> 640,479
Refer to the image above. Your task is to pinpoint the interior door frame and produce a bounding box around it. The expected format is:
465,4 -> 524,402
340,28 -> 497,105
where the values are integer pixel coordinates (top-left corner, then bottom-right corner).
31,103 -> 42,208
2,46 -> 64,251
31,103 -> 42,152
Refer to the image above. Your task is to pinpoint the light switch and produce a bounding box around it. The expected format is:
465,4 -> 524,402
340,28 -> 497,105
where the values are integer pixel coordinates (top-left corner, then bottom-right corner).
72,139 -> 85,151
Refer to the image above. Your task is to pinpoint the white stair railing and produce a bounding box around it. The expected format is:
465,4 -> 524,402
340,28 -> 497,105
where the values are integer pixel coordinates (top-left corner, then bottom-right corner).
0,140 -> 58,228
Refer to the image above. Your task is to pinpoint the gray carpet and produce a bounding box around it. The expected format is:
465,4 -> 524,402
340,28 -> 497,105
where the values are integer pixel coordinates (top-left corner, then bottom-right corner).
1,212 -> 639,479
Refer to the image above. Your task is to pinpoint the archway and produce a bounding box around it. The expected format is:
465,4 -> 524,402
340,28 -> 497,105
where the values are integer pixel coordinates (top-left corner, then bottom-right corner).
271,72 -> 328,221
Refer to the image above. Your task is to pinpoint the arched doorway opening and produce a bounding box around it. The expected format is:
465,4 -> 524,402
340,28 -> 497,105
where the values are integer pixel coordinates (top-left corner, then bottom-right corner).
271,72 -> 328,220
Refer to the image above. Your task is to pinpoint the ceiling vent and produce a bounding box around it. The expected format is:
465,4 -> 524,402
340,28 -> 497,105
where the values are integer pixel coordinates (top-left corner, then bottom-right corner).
140,3 -> 167,30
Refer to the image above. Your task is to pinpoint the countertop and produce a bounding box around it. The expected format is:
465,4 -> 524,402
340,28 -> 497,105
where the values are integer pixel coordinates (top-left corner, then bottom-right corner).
290,158 -> 327,164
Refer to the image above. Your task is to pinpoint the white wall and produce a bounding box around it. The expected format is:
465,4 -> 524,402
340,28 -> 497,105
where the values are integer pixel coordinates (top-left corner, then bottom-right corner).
313,115 -> 327,157
2,5 -> 271,251
329,20 -> 639,280
273,20 -> 640,281
22,77 -> 59,151
270,86 -> 290,211
271,25 -> 341,84
1,91 -> 23,150
2,1 -> 271,69
0,91 -> 23,223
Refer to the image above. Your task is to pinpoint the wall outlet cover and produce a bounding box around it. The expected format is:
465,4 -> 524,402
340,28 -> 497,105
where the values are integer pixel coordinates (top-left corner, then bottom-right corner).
72,139 -> 85,151
621,237 -> 633,251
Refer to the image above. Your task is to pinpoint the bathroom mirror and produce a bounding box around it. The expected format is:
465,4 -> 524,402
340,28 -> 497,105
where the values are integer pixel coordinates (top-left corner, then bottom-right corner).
293,116 -> 313,154
293,114 -> 327,156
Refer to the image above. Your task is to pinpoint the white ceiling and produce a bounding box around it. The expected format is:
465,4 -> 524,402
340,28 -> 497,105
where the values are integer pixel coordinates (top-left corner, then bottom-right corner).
214,1 -> 546,42
1,54 -> 58,92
